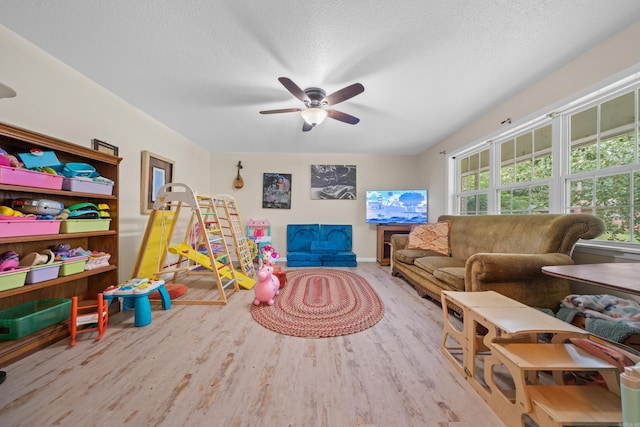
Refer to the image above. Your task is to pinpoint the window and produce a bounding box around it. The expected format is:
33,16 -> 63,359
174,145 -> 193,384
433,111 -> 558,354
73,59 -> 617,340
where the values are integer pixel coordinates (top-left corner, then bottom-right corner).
457,148 -> 489,215
567,89 -> 639,243
498,123 -> 552,214
451,75 -> 640,247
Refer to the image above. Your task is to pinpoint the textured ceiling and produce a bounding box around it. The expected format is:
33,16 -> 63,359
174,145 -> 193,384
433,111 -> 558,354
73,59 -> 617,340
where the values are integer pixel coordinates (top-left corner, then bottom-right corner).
2,1 -> 640,154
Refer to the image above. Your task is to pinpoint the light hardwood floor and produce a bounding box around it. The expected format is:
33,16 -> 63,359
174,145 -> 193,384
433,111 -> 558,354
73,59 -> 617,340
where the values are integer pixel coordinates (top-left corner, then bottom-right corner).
0,263 -> 505,427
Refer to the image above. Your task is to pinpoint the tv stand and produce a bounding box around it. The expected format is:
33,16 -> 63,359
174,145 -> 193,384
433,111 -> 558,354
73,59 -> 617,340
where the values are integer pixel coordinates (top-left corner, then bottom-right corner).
376,224 -> 412,266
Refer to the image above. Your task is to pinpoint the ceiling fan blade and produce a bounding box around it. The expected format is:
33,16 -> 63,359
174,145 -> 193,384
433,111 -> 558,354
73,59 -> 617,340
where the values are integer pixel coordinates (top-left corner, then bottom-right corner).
259,108 -> 302,114
325,83 -> 364,105
278,77 -> 310,103
302,121 -> 314,132
327,109 -> 360,125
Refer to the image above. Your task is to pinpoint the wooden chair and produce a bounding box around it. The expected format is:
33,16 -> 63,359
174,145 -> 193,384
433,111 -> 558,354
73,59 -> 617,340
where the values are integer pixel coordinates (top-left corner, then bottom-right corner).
70,293 -> 108,346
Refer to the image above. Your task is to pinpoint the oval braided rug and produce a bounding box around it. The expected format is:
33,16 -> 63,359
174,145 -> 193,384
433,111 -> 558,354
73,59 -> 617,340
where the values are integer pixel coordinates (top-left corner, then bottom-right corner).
250,268 -> 384,338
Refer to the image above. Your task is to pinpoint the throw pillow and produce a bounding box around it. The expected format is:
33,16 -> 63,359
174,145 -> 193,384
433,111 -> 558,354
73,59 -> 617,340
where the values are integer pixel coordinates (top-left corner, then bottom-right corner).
405,221 -> 451,256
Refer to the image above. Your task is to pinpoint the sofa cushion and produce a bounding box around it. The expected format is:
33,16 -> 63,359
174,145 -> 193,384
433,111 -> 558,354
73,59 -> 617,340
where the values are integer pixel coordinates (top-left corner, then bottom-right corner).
320,224 -> 353,252
311,241 -> 337,254
405,222 -> 450,256
287,252 -> 322,263
287,224 -> 320,252
433,267 -> 466,291
322,252 -> 356,262
394,248 -> 444,264
414,256 -> 465,274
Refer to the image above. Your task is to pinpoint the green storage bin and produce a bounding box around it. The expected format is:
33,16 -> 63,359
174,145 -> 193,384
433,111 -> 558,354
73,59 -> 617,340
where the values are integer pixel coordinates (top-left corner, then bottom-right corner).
0,268 -> 28,292
60,219 -> 111,234
0,299 -> 71,340
58,256 -> 88,276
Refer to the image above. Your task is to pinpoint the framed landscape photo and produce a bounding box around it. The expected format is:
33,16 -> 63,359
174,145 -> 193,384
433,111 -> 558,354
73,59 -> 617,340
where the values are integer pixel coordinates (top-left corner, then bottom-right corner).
141,151 -> 174,214
262,173 -> 291,209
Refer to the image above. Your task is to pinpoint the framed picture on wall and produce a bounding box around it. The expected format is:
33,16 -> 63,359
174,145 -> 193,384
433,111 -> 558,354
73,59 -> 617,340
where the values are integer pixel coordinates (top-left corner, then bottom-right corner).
91,139 -> 119,156
141,150 -> 175,214
262,173 -> 291,209
310,164 -> 356,199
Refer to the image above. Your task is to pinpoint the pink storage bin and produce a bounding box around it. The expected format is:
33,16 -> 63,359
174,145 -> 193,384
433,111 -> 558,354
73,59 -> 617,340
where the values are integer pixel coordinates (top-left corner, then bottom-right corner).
0,166 -> 63,190
0,219 -> 61,238
62,177 -> 113,195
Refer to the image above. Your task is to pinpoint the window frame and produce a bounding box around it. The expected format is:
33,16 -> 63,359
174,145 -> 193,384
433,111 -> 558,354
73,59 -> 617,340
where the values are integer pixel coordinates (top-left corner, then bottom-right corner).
449,71 -> 640,250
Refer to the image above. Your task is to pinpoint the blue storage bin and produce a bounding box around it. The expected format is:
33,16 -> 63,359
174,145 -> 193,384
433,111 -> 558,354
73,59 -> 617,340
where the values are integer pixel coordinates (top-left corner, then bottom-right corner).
62,162 -> 97,178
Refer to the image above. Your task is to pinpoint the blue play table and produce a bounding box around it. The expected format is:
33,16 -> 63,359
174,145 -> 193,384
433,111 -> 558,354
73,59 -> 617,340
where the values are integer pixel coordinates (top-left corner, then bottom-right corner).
103,278 -> 170,327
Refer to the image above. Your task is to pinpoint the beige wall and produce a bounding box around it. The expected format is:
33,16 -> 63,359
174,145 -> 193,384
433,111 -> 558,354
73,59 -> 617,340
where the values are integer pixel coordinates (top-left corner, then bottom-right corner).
0,26 -> 212,280
0,25 -> 422,280
419,19 -> 640,221
207,152 -> 422,262
2,19 -> 640,281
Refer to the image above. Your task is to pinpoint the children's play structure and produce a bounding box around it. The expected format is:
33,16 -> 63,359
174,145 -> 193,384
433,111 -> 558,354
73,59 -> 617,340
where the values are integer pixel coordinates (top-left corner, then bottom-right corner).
131,183 -> 256,305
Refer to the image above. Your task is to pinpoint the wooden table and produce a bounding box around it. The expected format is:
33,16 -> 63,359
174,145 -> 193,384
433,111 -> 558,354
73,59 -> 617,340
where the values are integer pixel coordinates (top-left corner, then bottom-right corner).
542,262 -> 640,295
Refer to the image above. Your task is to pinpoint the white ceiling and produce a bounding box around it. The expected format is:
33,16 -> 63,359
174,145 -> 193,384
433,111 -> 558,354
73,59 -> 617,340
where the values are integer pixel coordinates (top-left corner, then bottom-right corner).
2,1 -> 640,155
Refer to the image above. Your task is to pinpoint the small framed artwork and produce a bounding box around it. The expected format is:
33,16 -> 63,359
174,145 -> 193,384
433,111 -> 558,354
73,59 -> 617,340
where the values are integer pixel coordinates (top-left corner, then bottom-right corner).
262,173 -> 291,209
91,139 -> 119,156
141,151 -> 175,214
310,164 -> 357,199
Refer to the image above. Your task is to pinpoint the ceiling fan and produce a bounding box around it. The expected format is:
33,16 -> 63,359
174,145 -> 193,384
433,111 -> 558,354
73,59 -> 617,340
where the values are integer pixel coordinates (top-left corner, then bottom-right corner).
259,77 -> 364,132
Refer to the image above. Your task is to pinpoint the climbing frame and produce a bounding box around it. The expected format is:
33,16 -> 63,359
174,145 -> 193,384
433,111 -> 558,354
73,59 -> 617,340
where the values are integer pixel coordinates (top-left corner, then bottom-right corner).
213,194 -> 256,282
131,183 -> 240,305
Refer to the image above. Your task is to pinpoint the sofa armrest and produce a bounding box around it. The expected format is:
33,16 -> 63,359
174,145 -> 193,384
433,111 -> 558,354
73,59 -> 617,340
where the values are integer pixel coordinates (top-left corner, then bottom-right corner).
465,252 -> 574,291
390,234 -> 409,251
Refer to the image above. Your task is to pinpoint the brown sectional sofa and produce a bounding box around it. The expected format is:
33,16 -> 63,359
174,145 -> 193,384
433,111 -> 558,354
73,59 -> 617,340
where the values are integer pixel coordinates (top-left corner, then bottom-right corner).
391,214 -> 605,312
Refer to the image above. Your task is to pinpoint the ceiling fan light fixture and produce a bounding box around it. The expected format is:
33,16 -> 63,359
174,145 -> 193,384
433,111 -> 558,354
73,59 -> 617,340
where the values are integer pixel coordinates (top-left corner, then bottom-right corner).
301,107 -> 328,126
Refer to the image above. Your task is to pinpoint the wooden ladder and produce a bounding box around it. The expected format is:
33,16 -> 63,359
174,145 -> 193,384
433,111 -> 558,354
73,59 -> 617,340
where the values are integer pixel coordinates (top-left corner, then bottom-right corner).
213,194 -> 255,279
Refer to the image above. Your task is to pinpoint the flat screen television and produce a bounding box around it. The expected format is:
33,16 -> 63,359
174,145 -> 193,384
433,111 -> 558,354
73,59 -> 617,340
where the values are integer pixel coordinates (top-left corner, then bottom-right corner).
365,189 -> 428,224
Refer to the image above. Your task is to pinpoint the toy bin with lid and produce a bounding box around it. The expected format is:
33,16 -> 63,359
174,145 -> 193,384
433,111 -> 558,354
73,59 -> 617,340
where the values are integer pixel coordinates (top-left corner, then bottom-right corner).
25,262 -> 62,284
0,299 -> 71,340
62,177 -> 113,195
60,219 -> 111,233
58,256 -> 88,276
62,162 -> 96,178
0,268 -> 29,292
0,165 -> 63,190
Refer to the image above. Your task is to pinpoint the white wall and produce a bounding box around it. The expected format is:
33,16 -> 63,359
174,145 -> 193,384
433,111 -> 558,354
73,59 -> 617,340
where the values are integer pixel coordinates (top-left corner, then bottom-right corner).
419,19 -> 640,221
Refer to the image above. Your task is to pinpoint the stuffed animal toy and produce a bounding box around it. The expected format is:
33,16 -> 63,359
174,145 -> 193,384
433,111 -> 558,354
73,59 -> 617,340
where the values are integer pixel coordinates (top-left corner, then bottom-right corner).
259,244 -> 279,266
253,259 -> 280,306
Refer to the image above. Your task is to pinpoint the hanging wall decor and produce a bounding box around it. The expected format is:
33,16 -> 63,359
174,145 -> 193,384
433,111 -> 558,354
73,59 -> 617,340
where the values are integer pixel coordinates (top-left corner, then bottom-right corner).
141,151 -> 175,214
233,161 -> 244,189
310,164 -> 356,200
262,173 -> 291,209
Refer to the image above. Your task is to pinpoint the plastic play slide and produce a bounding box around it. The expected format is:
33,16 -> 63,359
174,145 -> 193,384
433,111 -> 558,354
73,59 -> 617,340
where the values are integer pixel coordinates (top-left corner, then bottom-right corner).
168,243 -> 256,290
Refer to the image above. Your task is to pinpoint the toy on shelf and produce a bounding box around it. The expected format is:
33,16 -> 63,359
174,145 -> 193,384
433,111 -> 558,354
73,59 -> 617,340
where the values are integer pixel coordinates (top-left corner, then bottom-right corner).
259,244 -> 279,265
246,218 -> 272,258
253,259 -> 280,306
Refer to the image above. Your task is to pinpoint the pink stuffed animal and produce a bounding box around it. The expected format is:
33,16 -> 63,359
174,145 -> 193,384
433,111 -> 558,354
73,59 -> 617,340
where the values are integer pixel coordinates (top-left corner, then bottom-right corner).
253,259 -> 280,306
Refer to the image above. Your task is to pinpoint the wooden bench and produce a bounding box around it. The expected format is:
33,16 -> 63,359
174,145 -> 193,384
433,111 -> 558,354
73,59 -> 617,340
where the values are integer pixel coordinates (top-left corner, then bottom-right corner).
526,385 -> 622,427
441,291 -> 623,427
